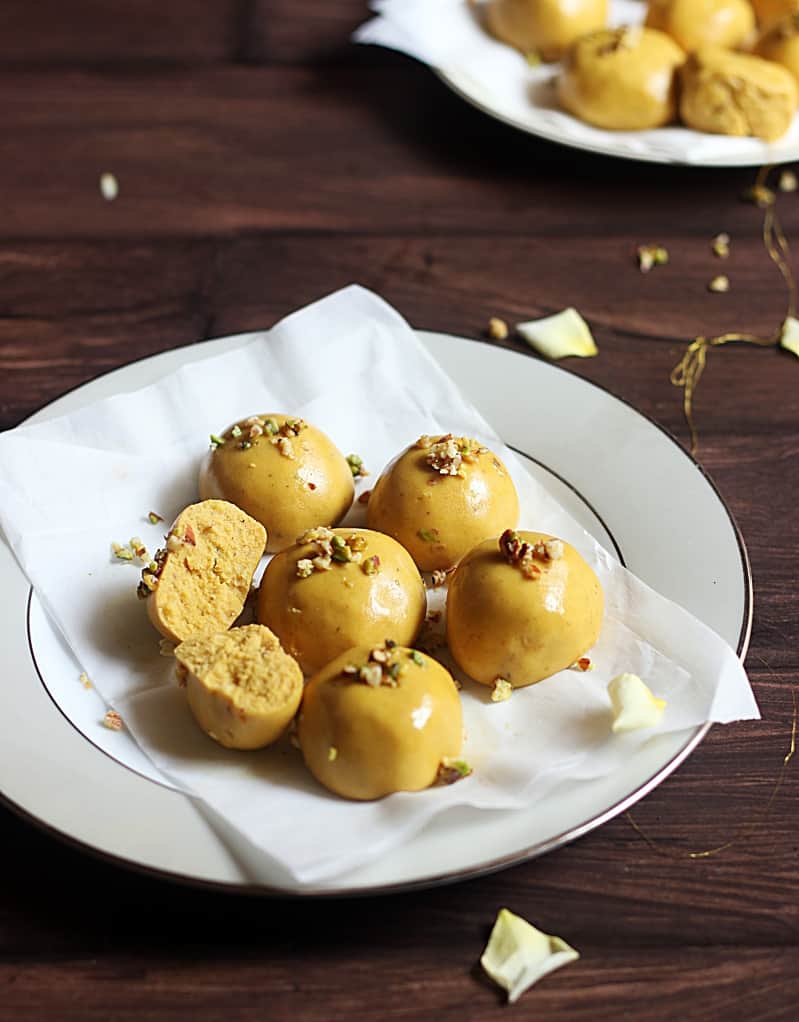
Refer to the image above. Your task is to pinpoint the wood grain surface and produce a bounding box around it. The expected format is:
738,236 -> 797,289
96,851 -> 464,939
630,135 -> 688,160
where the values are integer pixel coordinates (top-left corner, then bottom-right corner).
1,3 -> 797,1020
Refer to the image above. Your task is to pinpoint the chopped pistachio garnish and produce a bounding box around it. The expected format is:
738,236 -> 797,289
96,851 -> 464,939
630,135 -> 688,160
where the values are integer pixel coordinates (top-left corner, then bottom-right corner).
780,316 -> 799,357
481,909 -> 580,1004
430,569 -> 447,587
712,232 -> 730,259
347,453 -> 368,478
209,433 -> 225,448
147,511 -> 163,525
129,537 -> 148,562
359,663 -> 383,687
231,424 -> 243,439
708,274 -> 730,293
361,554 -> 381,575
296,558 -> 315,578
436,757 -> 473,785
779,170 -> 798,193
296,529 -> 368,576
111,541 -> 134,562
417,527 -> 440,543
423,434 -> 487,477
328,746 -> 338,762
415,434 -> 434,450
515,308 -> 598,359
636,244 -> 669,273
274,436 -> 294,459
409,650 -> 425,667
608,673 -> 667,733
491,678 -> 513,702
102,709 -> 124,731
78,672 -> 92,690
487,316 -> 509,340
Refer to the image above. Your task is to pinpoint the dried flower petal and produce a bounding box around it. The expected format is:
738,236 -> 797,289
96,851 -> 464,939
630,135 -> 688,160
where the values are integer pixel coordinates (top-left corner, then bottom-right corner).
607,673 -> 667,733
481,909 -> 579,1004
779,315 -> 799,358
516,308 -> 598,359
100,172 -> 118,201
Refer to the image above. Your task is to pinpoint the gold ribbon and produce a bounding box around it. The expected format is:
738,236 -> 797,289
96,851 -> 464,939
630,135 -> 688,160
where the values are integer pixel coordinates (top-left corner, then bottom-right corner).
670,167 -> 796,454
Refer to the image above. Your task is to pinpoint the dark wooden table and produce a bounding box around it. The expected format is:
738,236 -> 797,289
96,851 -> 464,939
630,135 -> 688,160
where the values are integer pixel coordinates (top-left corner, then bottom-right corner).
1,3 -> 797,1019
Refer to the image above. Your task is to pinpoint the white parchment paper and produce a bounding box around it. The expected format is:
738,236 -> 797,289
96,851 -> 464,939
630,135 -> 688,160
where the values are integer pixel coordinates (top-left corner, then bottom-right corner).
354,0 -> 799,165
0,285 -> 758,883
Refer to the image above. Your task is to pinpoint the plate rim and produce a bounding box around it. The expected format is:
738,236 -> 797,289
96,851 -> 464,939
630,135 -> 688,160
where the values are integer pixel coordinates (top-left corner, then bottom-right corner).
1,330 -> 753,897
435,66 -> 798,169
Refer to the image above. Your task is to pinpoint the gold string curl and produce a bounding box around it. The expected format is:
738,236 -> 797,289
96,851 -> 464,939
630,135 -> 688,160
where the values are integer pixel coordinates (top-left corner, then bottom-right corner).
670,166 -> 796,454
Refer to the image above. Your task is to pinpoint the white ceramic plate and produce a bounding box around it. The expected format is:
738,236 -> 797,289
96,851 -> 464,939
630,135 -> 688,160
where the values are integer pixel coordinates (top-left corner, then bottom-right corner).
0,332 -> 751,895
437,65 -> 799,168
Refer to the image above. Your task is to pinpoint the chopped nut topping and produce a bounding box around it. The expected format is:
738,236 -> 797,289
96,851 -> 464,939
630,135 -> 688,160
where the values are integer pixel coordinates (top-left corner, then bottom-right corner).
137,546 -> 167,599
100,172 -> 118,201
274,436 -> 294,459
422,434 -> 488,477
708,274 -> 730,294
111,541 -> 134,562
328,746 -> 338,762
436,757 -> 473,785
209,433 -> 225,448
571,657 -> 593,672
430,569 -> 447,587
636,244 -> 669,273
296,558 -> 315,579
499,530 -> 561,579
417,527 -> 440,543
183,525 -> 196,546
544,539 -> 564,561
487,316 -> 509,340
426,609 -> 442,624
491,678 -> 513,702
415,434 -> 434,450
361,554 -> 381,576
359,663 -> 383,687
78,672 -> 92,690
296,529 -> 369,577
346,453 -> 368,478
102,709 -> 123,731
779,170 -> 798,194
147,511 -> 163,525
712,232 -> 730,259
341,643 -> 420,688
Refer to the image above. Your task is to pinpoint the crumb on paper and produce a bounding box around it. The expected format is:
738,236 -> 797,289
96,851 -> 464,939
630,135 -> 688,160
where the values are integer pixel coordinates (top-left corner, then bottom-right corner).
515,308 -> 597,359
480,908 -> 580,1004
147,511 -> 164,525
78,672 -> 92,690
102,709 -> 124,732
708,274 -> 730,293
607,673 -> 667,733
100,172 -> 118,201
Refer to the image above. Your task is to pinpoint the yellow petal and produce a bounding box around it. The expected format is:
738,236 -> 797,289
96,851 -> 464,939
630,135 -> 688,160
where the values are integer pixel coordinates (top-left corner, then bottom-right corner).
608,673 -> 667,734
515,308 -> 598,359
480,908 -> 579,1004
779,316 -> 799,358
